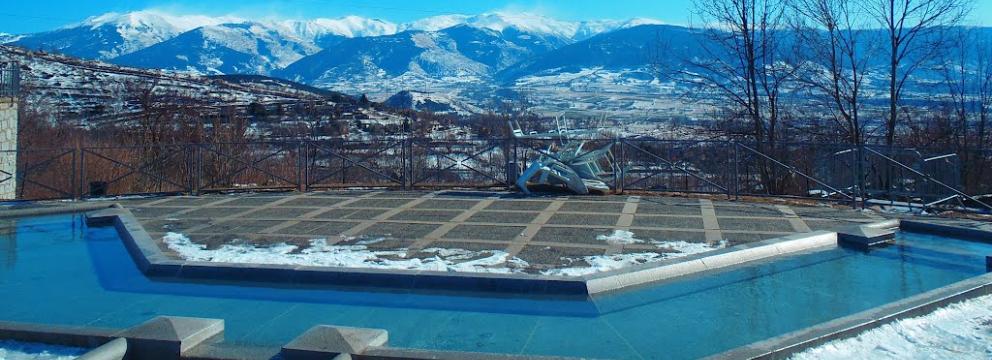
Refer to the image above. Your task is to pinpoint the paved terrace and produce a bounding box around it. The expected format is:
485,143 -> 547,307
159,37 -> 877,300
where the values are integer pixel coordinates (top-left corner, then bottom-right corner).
113,190 -> 895,273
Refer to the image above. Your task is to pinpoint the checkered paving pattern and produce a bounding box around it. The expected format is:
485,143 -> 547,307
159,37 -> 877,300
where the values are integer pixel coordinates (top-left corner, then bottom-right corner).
120,191 -> 887,270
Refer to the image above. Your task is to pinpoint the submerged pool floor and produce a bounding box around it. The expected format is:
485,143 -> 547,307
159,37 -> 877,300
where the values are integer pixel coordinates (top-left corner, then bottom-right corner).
0,215 -> 989,359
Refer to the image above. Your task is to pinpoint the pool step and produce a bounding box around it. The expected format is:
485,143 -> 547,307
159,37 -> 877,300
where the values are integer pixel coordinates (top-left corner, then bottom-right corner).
837,223 -> 896,251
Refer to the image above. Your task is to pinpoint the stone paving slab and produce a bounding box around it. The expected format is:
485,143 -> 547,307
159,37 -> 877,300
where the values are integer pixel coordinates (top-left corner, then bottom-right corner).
442,225 -> 525,242
129,190 -> 894,274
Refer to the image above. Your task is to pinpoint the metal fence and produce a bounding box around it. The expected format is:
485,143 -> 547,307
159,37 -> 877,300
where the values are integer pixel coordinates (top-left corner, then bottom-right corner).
2,138 -> 990,212
0,65 -> 18,98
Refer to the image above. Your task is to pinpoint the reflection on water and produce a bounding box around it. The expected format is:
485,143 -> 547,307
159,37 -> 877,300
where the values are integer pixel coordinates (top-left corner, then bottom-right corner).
0,218 -> 15,269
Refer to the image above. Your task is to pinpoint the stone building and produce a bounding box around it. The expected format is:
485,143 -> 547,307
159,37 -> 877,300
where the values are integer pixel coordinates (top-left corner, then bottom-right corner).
0,64 -> 18,200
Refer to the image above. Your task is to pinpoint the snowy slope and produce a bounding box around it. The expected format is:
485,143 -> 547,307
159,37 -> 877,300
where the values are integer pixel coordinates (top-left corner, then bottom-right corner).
112,22 -> 320,75
0,45 -> 338,120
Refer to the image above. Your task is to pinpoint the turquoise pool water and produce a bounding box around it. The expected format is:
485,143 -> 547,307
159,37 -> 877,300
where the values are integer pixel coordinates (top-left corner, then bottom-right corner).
1,214 -> 990,359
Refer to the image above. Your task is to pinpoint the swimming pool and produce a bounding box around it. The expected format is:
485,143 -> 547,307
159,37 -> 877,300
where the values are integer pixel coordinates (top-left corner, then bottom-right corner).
1,214 -> 989,359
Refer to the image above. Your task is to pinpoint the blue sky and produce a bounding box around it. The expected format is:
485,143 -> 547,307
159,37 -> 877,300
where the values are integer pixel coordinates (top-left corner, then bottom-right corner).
2,0 -> 991,34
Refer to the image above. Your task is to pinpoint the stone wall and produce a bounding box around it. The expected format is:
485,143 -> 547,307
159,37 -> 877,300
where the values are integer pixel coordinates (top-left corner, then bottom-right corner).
0,99 -> 16,200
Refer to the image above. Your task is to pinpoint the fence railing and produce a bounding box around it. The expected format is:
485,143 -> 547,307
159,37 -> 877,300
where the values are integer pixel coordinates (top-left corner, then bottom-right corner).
2,138 -> 990,212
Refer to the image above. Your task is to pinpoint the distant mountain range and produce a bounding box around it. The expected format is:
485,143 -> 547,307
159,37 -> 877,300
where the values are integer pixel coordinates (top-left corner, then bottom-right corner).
3,10 -> 989,116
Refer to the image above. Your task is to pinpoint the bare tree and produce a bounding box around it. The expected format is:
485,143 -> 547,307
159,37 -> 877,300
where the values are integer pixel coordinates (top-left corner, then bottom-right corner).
864,0 -> 970,146
789,0 -> 875,145
685,0 -> 798,149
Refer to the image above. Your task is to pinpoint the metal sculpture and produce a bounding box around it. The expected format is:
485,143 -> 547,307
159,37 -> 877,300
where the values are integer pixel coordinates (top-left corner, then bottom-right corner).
509,118 -> 617,195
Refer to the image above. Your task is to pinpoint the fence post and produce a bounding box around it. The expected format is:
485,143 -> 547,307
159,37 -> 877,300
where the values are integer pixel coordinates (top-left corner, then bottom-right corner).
296,141 -> 305,193
852,144 -> 861,210
402,136 -> 410,190
616,138 -> 624,194
78,147 -> 86,200
193,144 -> 202,196
733,141 -> 740,200
71,148 -> 78,200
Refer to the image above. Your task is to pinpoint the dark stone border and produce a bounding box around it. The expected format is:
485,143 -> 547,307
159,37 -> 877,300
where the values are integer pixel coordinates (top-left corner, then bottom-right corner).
0,203 -> 116,219
706,221 -> 992,360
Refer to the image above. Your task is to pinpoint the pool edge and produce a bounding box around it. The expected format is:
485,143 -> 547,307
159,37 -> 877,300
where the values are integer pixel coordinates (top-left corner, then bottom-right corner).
706,220 -> 992,360
85,205 -> 856,296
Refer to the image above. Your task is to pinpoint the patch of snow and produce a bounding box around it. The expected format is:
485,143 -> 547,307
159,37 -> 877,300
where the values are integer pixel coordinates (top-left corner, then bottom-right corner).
543,252 -> 665,276
0,340 -> 85,360
597,229 -> 643,244
653,239 -> 727,254
792,294 -> 992,360
163,233 -> 529,274
547,230 -> 727,276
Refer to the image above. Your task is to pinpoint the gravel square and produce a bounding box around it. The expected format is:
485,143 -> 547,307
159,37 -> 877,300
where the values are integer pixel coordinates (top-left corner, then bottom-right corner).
311,190 -> 373,197
198,220 -> 285,233
344,198 -> 416,208
714,206 -> 783,217
179,233 -> 244,250
359,223 -> 441,239
717,218 -> 795,232
791,206 -> 873,220
721,232 -> 778,245
558,201 -> 626,213
516,245 -> 607,267
221,197 -> 286,207
178,207 -> 247,219
546,213 -> 619,226
129,206 -> 185,218
635,202 -> 702,216
242,207 -> 315,219
371,192 -> 427,198
138,219 -> 211,232
532,227 -> 614,245
335,237 -> 414,250
631,216 -> 705,229
424,241 -> 509,252
388,210 -> 463,222
629,229 -> 708,242
466,211 -> 538,224
414,199 -> 480,210
280,221 -> 359,236
282,197 -> 348,207
805,219 -> 858,231
313,208 -> 388,220
155,197 -> 228,207
442,225 -> 525,241
485,201 -> 551,211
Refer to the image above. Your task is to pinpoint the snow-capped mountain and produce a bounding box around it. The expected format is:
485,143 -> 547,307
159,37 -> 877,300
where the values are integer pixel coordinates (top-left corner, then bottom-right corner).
499,24 -> 698,81
274,24 -> 564,97
12,11 -> 240,60
2,9 -> 677,116
112,22 -> 320,75
0,33 -> 21,44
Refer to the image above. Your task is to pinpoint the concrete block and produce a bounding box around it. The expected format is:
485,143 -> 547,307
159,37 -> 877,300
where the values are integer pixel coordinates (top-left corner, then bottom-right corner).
282,325 -> 388,360
116,316 -> 224,360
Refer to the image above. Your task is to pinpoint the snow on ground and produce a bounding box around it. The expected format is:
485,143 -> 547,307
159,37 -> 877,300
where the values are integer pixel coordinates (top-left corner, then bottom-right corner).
0,340 -> 84,360
163,233 -> 529,274
792,294 -> 992,360
164,230 -> 726,276
543,230 -> 727,276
